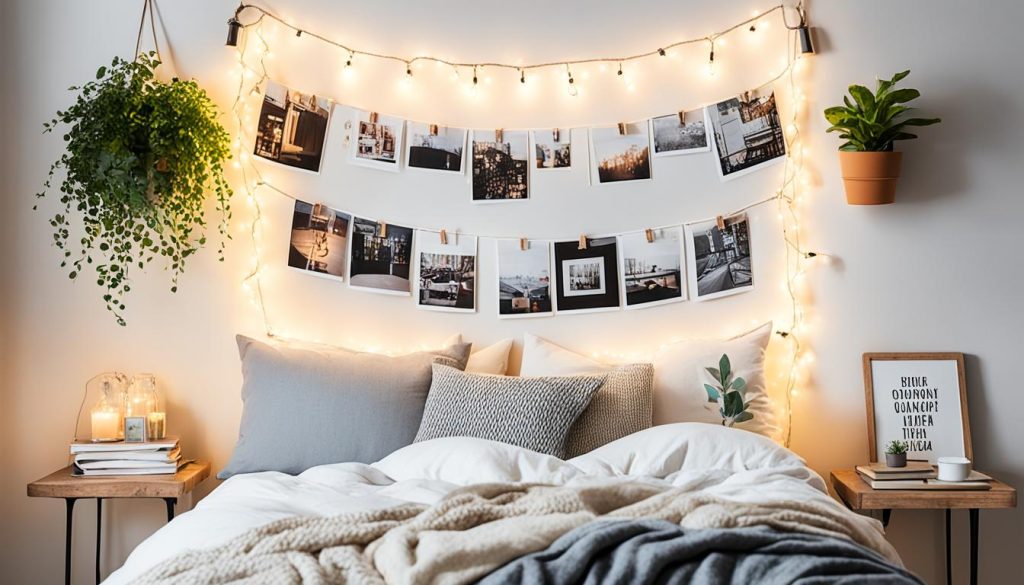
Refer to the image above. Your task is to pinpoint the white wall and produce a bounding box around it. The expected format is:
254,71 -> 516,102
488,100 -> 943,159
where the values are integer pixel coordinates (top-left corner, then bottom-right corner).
2,1 -> 1022,583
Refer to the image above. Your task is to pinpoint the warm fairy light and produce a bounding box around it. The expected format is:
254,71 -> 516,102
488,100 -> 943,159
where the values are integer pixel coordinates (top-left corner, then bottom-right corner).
226,7 -> 815,446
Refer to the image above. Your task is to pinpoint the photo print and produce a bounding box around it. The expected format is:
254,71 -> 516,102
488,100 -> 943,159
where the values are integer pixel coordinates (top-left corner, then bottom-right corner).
253,80 -> 331,173
406,123 -> 466,173
588,122 -> 652,184
415,232 -> 477,312
686,213 -> 753,301
351,110 -> 405,171
496,239 -> 553,318
287,200 -> 351,281
553,237 -> 621,313
707,88 -> 786,180
618,227 -> 686,309
348,217 -> 414,295
650,110 -> 710,156
471,130 -> 529,201
532,128 -> 572,170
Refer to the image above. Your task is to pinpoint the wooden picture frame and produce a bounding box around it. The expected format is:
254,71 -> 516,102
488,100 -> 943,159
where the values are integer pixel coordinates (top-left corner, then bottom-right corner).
863,352 -> 971,463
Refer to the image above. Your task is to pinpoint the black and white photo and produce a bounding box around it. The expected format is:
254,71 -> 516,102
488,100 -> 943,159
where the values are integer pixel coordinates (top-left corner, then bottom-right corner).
351,110 -> 405,171
707,88 -> 786,180
650,110 -> 710,156
348,217 -> 414,295
553,237 -> 621,313
415,232 -> 477,312
496,239 -> 553,318
532,129 -> 572,170
253,80 -> 331,173
472,130 -> 529,201
406,123 -> 466,173
618,227 -> 686,309
287,200 -> 351,281
687,213 -> 753,301
588,122 -> 652,184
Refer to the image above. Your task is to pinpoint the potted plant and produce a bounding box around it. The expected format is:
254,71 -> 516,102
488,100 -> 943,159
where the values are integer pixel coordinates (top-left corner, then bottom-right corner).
884,440 -> 909,468
703,354 -> 754,427
37,52 -> 232,325
824,70 -> 940,205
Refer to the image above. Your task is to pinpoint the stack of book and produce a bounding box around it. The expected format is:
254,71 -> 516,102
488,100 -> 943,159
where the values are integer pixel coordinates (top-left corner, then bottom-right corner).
70,436 -> 182,476
856,461 -> 992,490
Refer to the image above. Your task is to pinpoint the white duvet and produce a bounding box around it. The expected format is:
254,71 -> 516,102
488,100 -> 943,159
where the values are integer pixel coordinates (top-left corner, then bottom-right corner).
105,423 -> 883,584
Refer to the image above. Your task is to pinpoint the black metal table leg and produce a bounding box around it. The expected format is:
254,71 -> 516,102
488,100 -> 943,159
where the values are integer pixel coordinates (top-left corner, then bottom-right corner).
945,508 -> 951,585
95,498 -> 102,585
164,497 -> 177,522
970,509 -> 979,585
881,508 -> 892,528
64,498 -> 76,585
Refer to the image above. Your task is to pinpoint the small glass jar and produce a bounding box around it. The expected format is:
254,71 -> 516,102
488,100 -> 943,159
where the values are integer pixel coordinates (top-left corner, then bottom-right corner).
124,373 -> 158,441
145,380 -> 166,440
89,373 -> 127,442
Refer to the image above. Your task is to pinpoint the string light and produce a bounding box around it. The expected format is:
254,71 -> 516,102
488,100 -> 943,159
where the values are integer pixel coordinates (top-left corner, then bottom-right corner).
406,61 -> 413,77
707,39 -> 716,77
566,64 -> 577,97
227,2 -> 815,448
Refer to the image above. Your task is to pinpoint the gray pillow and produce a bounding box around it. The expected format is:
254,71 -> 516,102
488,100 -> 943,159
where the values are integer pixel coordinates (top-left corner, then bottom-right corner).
414,364 -> 603,458
219,336 -> 472,478
564,363 -> 654,458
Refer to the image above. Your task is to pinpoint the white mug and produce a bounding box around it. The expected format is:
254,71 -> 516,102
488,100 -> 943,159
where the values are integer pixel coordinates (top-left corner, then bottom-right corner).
937,456 -> 972,482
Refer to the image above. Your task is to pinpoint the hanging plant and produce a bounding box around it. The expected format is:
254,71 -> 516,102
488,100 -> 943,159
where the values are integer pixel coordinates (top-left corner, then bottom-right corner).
37,52 -> 232,325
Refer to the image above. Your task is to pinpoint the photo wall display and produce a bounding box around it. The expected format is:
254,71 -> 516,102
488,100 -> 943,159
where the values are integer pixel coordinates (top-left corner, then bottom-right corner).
282,200 -> 759,317
251,78 -> 788,196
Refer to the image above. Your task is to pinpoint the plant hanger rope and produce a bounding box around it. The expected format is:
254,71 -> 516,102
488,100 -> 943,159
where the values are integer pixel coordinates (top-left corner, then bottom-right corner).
134,0 -> 162,62
231,1 -> 806,74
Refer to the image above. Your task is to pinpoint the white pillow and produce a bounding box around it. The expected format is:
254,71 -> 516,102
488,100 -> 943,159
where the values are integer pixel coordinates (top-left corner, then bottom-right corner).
520,333 -> 610,376
444,335 -> 514,375
569,423 -> 801,479
372,436 -> 581,485
519,324 -> 777,439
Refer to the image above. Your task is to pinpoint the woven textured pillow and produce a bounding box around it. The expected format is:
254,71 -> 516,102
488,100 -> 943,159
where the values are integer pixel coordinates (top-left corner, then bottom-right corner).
564,363 -> 654,458
414,364 -> 604,458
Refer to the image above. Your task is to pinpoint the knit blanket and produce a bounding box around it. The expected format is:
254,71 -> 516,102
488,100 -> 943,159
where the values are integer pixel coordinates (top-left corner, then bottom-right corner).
137,481 -> 900,585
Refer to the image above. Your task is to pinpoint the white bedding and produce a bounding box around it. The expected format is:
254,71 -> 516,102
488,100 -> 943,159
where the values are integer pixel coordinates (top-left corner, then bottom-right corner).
105,423 -> 882,584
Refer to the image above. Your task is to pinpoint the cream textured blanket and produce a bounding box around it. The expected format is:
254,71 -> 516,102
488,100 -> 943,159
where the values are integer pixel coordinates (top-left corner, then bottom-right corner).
138,481 -> 898,585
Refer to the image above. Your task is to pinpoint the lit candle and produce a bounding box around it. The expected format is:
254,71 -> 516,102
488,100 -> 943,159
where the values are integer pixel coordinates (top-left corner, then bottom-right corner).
91,410 -> 119,442
146,412 -> 166,440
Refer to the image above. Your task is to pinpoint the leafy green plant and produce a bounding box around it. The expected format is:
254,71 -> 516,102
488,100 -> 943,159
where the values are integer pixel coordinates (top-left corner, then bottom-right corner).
703,354 -> 753,426
37,52 -> 232,325
824,70 -> 941,151
885,440 -> 909,455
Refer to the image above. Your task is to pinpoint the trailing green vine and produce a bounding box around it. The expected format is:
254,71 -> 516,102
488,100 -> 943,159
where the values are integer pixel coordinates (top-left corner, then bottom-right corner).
37,52 -> 232,325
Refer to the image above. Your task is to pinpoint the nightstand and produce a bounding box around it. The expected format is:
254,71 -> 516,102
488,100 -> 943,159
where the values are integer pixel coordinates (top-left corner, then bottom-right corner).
830,468 -> 1016,585
27,460 -> 211,585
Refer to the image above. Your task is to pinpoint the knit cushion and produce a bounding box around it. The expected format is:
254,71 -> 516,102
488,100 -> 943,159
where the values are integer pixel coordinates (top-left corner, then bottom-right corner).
564,363 -> 654,458
414,364 -> 604,458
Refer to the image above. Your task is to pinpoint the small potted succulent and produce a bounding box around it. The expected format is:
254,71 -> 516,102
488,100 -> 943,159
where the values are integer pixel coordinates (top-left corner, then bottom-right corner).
824,70 -> 940,205
884,440 -> 909,468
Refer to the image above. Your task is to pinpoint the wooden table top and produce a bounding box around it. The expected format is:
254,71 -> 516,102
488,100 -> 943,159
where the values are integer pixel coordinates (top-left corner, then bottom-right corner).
27,460 -> 211,499
831,469 -> 1017,510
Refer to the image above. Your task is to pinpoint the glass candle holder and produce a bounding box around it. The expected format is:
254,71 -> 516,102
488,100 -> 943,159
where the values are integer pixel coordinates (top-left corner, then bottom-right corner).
89,373 -> 127,442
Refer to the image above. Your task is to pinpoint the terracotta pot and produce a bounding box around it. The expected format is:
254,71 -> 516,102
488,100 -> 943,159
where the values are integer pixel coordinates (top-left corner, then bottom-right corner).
838,151 -> 903,205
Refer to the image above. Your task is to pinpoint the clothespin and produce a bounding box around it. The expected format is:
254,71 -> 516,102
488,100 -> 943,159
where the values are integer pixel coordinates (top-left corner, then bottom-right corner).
617,122 -> 627,135
578,235 -> 588,250
429,124 -> 439,136
716,216 -> 726,231
379,221 -> 388,238
439,229 -> 448,245
495,128 -> 504,142
519,237 -> 529,251
552,128 -> 561,142
368,112 -> 379,124
645,228 -> 655,243
677,110 -> 687,125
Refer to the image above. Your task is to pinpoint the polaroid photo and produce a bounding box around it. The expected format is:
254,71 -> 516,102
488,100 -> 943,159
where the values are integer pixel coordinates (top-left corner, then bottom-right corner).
471,130 -> 530,201
406,123 -> 466,174
588,122 -> 652,185
650,109 -> 710,156
253,79 -> 332,174
287,200 -> 351,281
350,110 -> 405,171
415,232 -> 477,313
706,87 -> 786,181
552,236 -> 621,313
531,128 -> 572,170
347,217 -> 414,295
685,213 -> 754,301
618,226 -> 687,309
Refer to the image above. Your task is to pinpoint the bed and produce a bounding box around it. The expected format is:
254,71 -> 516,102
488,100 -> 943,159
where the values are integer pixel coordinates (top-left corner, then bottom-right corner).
105,424 -> 919,584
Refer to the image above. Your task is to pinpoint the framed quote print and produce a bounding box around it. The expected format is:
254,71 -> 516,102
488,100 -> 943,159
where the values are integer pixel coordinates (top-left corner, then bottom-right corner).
863,352 -> 971,464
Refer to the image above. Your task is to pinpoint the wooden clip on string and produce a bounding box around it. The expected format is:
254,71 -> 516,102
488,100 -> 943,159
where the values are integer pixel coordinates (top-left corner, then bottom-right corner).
617,122 -> 627,135
519,238 -> 528,251
369,112 -> 379,124
645,228 -> 655,243
578,235 -> 588,250
495,128 -> 504,142
439,229 -> 448,245
716,216 -> 726,230
379,222 -> 388,238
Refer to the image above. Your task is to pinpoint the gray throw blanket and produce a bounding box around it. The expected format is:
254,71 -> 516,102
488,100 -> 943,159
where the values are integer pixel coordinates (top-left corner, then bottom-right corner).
478,519 -> 923,585
138,482 -> 903,584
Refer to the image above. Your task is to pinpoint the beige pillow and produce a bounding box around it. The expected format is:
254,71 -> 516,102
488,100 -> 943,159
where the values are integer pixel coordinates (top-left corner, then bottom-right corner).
564,363 -> 654,458
444,334 -> 514,375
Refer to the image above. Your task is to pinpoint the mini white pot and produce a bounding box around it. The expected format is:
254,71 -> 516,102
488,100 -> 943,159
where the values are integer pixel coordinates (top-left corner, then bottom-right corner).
937,456 -> 972,482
